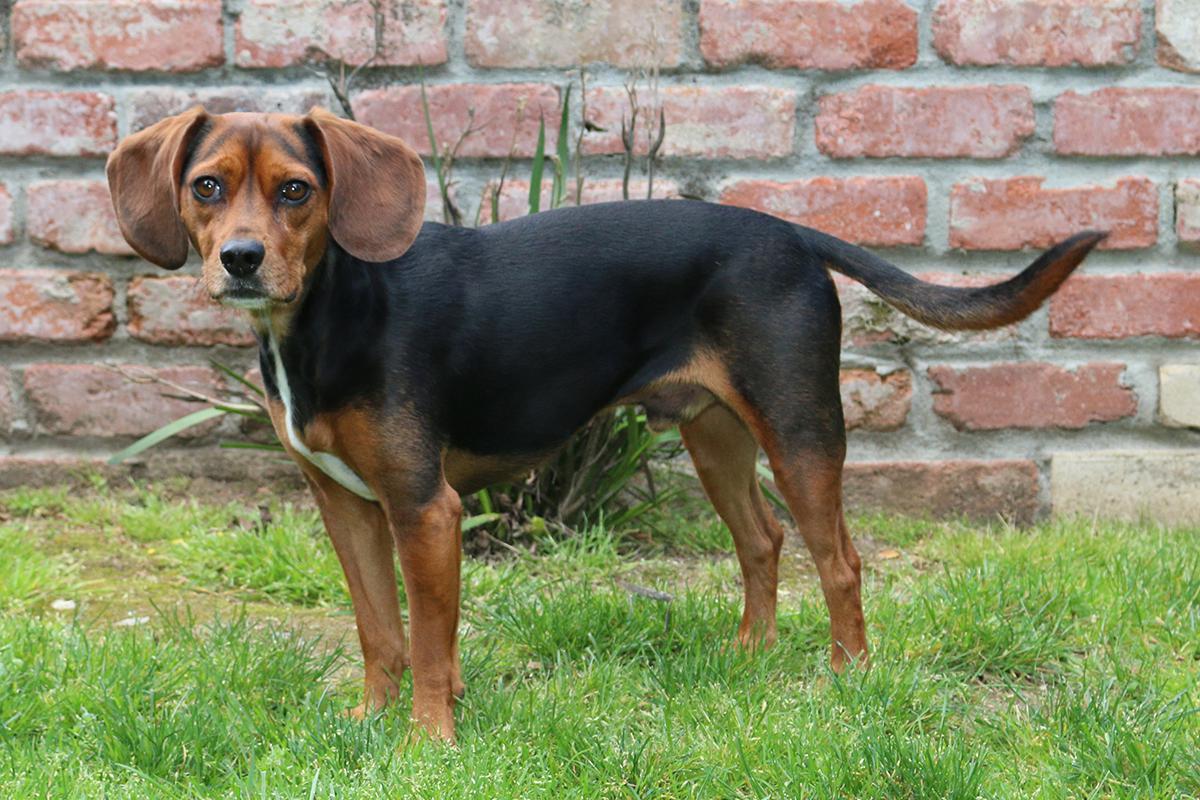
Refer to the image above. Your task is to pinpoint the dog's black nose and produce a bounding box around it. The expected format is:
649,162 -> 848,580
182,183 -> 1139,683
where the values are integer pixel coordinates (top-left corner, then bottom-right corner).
220,239 -> 265,278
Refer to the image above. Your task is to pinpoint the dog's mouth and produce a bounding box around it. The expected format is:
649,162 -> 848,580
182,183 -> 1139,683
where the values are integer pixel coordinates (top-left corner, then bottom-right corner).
214,283 -> 298,310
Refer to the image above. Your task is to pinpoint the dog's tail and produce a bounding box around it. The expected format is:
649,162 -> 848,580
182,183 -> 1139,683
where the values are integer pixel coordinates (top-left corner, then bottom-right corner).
805,228 -> 1106,331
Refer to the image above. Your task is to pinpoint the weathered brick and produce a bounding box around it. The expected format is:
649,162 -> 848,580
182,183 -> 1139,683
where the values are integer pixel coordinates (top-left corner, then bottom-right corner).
0,269 -> 115,343
933,0 -> 1140,66
700,0 -> 917,70
13,0 -> 223,72
0,91 -> 116,157
0,368 -> 14,435
929,362 -> 1136,431
27,180 -> 134,256
481,178 -> 680,224
843,459 -> 1041,524
585,86 -> 797,159
1158,365 -> 1200,428
0,184 -> 14,245
1055,88 -> 1200,156
838,272 -> 1020,348
816,85 -> 1034,158
841,369 -> 912,431
1051,274 -> 1200,339
720,176 -> 925,246
129,87 -> 329,131
949,177 -> 1156,251
1177,179 -> 1200,245
236,0 -> 447,68
23,364 -> 223,438
1051,451 -> 1200,524
127,276 -> 255,347
353,83 -> 560,159
1157,0 -> 1200,73
467,0 -> 682,68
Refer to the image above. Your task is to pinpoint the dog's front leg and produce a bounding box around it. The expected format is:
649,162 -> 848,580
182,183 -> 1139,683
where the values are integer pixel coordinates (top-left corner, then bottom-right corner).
387,482 -> 464,743
302,470 -> 410,717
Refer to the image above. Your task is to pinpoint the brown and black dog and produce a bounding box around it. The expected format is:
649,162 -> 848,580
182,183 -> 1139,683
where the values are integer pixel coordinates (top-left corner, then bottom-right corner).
106,106 -> 1104,742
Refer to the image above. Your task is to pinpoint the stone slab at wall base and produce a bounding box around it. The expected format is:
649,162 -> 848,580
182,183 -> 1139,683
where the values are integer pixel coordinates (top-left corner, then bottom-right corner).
1051,451 -> 1200,524
0,452 -> 305,494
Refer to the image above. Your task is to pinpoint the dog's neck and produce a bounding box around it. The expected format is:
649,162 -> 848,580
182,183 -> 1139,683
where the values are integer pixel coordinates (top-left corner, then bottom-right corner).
250,249 -> 379,502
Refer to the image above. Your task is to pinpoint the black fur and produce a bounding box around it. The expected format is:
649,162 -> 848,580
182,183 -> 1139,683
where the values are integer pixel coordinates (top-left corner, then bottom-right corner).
261,199 -> 1102,498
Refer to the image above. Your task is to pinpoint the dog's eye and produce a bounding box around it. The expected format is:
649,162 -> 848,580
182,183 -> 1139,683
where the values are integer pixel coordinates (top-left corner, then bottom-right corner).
280,180 -> 310,204
192,176 -> 221,201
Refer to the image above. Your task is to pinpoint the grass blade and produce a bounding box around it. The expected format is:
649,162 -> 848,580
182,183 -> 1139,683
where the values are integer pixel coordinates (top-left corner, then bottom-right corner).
210,359 -> 264,396
552,84 -> 572,208
528,114 -> 546,215
107,408 -> 226,465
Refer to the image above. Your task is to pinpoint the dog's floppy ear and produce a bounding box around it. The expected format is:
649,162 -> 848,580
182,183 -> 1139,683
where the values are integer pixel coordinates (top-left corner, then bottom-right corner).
304,107 -> 426,263
106,106 -> 209,269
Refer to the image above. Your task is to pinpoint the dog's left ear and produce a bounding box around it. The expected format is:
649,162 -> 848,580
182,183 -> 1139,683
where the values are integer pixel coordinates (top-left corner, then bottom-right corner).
106,106 -> 209,269
304,107 -> 426,264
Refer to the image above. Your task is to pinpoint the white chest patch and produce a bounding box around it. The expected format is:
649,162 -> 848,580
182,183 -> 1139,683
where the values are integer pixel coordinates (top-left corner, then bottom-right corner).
267,331 -> 378,502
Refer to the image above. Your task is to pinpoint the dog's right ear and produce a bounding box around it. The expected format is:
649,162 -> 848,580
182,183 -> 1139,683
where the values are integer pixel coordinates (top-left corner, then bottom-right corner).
106,107 -> 209,269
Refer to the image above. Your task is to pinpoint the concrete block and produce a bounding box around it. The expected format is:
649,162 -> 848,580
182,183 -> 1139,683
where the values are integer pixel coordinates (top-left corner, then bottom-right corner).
1159,365 -> 1200,428
1051,450 -> 1200,524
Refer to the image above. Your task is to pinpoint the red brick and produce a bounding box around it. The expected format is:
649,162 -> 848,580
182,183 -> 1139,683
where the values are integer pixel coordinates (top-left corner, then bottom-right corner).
467,0 -> 682,68
353,83 -> 560,159
27,180 -> 134,256
129,87 -> 329,131
1055,88 -> 1200,156
0,269 -> 115,343
839,272 -> 1021,348
23,364 -> 223,438
1157,0 -> 1200,73
1050,274 -> 1200,339
235,0 -> 447,68
1177,179 -> 1200,245
0,368 -> 14,435
841,369 -> 912,431
949,177 -> 1157,251
929,362 -> 1136,430
720,176 -> 925,246
585,86 -> 797,159
0,91 -> 116,157
0,184 -> 14,245
13,0 -> 223,72
700,0 -> 917,70
482,178 -> 680,224
933,0 -> 1140,66
816,85 -> 1034,158
127,276 -> 255,347
843,460 -> 1041,523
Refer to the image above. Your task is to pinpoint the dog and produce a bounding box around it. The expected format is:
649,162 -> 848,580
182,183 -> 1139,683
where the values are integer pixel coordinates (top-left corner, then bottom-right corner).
106,106 -> 1104,742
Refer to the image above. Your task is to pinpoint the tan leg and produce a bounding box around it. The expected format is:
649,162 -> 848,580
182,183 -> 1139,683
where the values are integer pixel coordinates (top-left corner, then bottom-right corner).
681,404 -> 785,649
766,452 -> 867,670
303,472 -> 409,717
388,483 -> 463,742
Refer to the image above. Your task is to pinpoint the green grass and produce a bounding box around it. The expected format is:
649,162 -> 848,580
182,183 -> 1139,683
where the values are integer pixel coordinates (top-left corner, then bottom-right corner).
0,484 -> 1196,798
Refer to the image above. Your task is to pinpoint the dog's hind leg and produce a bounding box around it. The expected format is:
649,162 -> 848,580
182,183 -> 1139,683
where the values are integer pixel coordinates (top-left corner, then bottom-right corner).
766,446 -> 866,671
681,404 -> 786,649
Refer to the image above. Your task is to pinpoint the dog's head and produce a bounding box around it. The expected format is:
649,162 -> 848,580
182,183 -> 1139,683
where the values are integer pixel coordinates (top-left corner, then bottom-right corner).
106,107 -> 425,310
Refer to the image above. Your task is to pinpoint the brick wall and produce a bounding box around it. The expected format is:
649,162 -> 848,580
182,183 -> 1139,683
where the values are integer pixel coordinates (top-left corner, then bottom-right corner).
1,0 -> 1198,522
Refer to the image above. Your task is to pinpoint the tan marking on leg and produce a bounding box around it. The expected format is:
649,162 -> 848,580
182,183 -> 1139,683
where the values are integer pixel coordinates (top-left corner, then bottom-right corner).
680,404 -> 784,649
765,449 -> 867,671
388,483 -> 463,743
265,398 -> 410,715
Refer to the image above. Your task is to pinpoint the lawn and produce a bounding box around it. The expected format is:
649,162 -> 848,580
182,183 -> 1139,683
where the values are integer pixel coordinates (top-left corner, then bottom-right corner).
0,478 -> 1196,798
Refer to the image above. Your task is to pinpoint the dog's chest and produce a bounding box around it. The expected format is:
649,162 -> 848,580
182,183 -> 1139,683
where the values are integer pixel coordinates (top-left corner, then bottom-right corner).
267,331 -> 378,501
